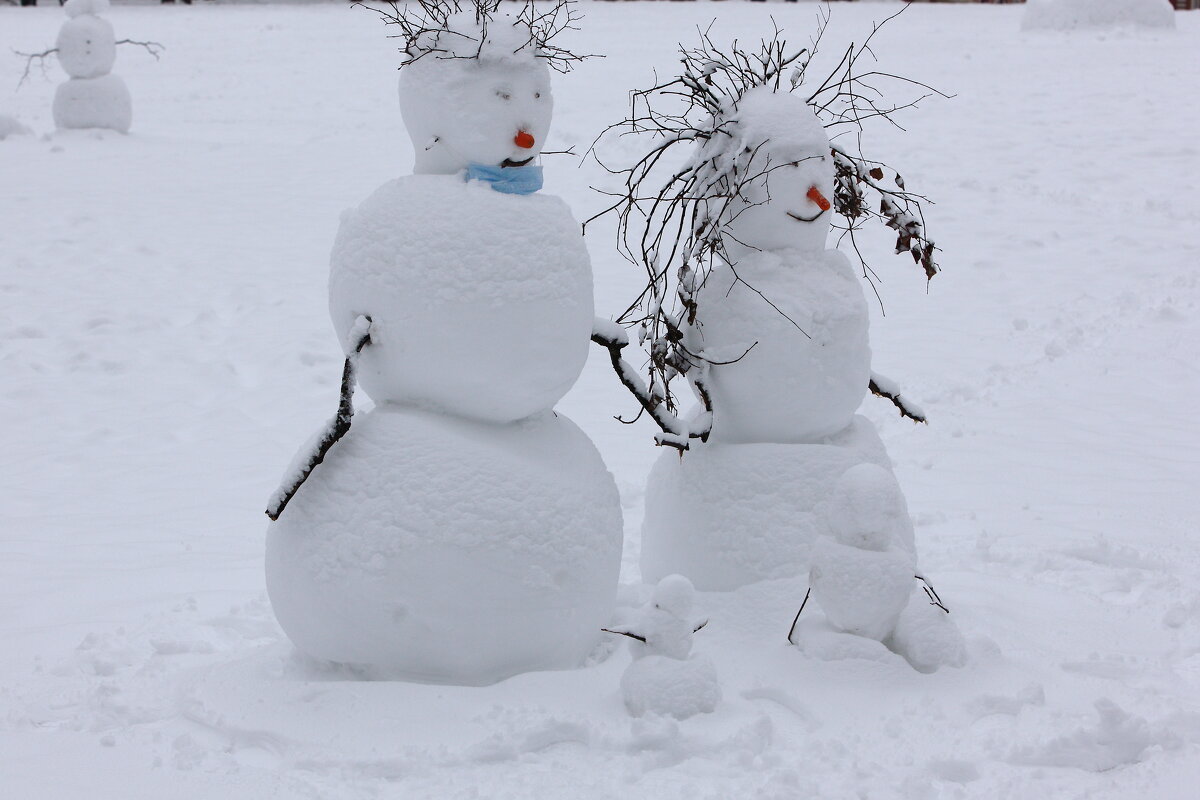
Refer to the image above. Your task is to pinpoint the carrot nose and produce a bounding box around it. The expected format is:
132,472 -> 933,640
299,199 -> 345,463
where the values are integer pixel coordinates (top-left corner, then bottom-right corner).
807,186 -> 831,212
514,130 -> 535,149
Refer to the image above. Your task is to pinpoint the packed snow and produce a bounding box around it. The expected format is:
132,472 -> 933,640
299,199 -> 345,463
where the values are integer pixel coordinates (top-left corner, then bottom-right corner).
2,2 -> 1200,798
52,0 -> 131,132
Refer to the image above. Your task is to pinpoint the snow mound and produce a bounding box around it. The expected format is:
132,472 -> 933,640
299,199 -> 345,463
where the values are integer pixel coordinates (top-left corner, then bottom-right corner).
1011,699 -> 1180,771
888,593 -> 967,673
265,405 -> 622,685
0,114 -> 31,140
641,416 -> 900,590
328,174 -> 593,422
689,251 -> 870,444
1022,0 -> 1176,31
53,74 -> 131,133
809,539 -> 914,641
621,654 -> 721,719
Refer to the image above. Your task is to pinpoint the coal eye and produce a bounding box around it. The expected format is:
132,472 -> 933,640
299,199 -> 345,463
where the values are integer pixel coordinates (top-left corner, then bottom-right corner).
534,92 -> 542,99
496,91 -> 511,101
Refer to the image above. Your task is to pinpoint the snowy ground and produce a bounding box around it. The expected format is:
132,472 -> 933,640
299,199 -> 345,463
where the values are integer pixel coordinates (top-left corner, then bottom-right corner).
3,2 -> 1200,798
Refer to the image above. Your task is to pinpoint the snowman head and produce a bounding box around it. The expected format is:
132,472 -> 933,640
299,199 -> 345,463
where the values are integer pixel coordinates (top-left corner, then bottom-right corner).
651,574 -> 696,620
825,463 -> 908,552
57,0 -> 116,80
721,88 -> 834,255
385,2 -> 583,175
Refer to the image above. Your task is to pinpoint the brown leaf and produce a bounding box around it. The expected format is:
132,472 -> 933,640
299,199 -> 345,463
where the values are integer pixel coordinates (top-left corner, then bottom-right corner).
869,167 -> 884,180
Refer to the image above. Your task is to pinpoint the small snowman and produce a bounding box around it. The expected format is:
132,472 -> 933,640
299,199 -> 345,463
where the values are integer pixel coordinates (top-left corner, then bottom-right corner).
53,0 -> 132,133
808,464 -> 916,642
606,575 -> 721,719
264,2 -> 622,685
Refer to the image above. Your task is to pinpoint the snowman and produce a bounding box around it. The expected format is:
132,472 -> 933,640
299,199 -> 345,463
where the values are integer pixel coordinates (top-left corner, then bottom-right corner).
605,575 -> 721,719
808,464 -> 917,642
53,0 -> 132,133
639,86 -> 920,591
264,4 -> 623,685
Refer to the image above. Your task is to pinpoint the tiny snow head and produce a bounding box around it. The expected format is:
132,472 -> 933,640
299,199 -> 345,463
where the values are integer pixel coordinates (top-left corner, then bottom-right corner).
64,0 -> 110,18
652,574 -> 696,619
825,464 -> 908,552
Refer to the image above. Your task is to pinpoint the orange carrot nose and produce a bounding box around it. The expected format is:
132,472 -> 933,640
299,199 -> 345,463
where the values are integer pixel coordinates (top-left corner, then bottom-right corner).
807,186 -> 831,212
514,130 -> 535,149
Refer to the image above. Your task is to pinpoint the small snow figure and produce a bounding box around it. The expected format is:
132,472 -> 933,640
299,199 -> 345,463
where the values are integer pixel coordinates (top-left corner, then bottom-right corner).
53,0 -> 132,133
607,575 -> 721,719
1022,0 -> 1176,31
264,1 -> 623,686
808,465 -> 916,642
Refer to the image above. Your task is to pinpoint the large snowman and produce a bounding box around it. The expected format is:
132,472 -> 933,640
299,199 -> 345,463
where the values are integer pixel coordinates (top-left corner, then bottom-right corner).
53,0 -> 132,133
265,7 -> 623,685
639,87 -> 918,591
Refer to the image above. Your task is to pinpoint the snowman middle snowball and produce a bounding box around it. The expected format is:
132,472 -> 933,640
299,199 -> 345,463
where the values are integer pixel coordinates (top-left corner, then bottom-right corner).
266,9 -> 622,685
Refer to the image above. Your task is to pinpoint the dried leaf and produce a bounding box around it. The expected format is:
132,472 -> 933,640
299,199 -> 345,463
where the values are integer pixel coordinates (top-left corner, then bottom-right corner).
869,167 -> 884,181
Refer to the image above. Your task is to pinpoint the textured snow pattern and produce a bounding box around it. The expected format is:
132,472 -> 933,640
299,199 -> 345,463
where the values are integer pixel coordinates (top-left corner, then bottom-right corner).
328,174 -> 593,422
691,251 -> 871,444
266,406 -> 622,684
641,417 -> 892,590
621,655 -> 721,720
52,74 -> 131,133
810,538 -> 914,641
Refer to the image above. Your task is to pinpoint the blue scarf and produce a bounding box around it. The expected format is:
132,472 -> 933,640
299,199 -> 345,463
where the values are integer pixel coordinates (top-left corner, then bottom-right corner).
465,163 -> 543,195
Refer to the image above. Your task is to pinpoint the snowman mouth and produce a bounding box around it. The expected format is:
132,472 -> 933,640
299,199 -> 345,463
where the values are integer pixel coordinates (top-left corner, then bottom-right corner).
501,156 -> 534,168
787,210 -> 825,223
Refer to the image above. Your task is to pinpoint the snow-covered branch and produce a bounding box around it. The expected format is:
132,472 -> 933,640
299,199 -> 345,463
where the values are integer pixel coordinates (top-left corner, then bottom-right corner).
869,370 -> 927,424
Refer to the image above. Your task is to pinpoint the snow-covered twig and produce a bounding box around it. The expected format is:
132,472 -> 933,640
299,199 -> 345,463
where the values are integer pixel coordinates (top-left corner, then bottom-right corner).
591,319 -> 710,452
601,627 -> 647,644
266,316 -> 372,521
869,370 -> 927,424
915,574 -> 949,614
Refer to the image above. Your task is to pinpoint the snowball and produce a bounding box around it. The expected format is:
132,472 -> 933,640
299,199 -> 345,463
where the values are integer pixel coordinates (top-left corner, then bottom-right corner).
888,591 -> 967,673
53,74 -> 131,134
63,0 -> 111,19
0,114 -> 31,140
641,416 -> 904,590
825,463 -> 913,552
328,174 -> 593,422
265,405 -> 623,685
720,88 -> 835,255
56,14 -> 117,80
809,538 -> 914,642
651,574 -> 696,619
399,27 -> 553,174
621,654 -> 721,720
688,251 -> 871,444
1022,0 -> 1176,31
797,626 -> 897,664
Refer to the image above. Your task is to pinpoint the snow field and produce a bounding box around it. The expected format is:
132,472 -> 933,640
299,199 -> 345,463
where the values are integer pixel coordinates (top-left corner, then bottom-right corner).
2,2 -> 1200,798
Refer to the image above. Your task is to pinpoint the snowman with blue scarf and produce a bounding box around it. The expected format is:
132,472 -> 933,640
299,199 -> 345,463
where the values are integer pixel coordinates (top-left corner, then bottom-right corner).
264,2 -> 623,686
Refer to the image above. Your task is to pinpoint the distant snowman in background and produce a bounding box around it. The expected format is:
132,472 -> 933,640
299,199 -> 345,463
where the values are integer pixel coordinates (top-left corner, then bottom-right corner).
53,0 -> 132,133
264,1 -> 623,686
1022,0 -> 1176,31
607,575 -> 721,720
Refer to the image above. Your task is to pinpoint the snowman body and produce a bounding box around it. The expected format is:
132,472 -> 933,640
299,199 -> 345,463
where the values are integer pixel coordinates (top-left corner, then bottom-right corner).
641,89 -> 914,589
53,0 -> 131,133
266,16 -> 622,684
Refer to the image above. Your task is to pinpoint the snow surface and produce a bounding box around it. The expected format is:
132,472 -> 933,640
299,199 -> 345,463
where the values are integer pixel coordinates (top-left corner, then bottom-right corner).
3,2 -> 1200,798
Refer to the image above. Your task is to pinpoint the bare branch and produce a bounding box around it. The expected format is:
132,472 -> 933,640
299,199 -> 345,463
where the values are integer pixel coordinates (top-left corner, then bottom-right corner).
14,47 -> 57,90
116,39 -> 166,60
